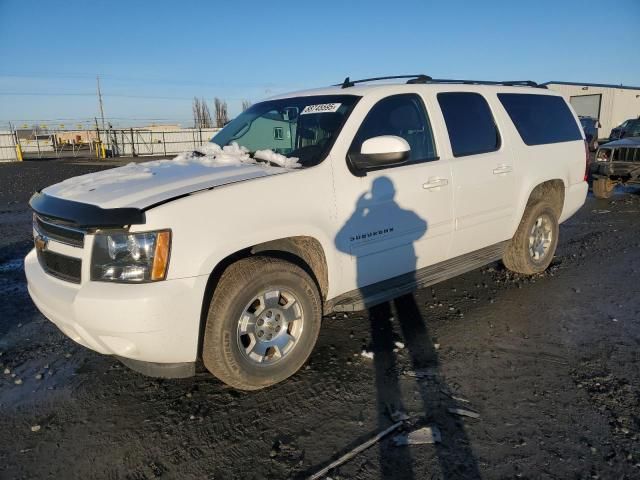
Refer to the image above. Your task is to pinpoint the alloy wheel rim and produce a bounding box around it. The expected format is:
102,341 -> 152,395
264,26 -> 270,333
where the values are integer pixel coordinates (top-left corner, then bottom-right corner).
528,215 -> 553,262
236,288 -> 303,365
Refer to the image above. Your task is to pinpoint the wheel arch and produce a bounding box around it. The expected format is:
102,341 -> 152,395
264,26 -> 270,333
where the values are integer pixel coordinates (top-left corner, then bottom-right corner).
525,179 -> 565,215
511,179 -> 565,236
196,236 -> 329,357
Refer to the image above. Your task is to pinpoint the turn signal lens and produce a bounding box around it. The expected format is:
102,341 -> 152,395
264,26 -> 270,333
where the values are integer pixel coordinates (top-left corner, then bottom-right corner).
151,231 -> 171,281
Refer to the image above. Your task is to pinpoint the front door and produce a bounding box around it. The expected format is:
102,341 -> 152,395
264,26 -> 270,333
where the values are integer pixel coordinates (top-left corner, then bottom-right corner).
333,93 -> 454,293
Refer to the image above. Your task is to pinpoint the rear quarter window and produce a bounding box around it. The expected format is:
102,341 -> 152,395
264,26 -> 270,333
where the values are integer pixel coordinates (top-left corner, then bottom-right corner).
498,93 -> 583,146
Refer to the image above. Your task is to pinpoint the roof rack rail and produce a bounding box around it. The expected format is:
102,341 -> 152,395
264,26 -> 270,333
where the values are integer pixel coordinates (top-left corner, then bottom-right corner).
428,79 -> 545,88
336,75 -> 432,89
335,76 -> 546,89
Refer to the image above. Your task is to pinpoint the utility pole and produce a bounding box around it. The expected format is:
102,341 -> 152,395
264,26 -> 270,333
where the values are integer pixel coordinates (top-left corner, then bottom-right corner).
96,75 -> 105,131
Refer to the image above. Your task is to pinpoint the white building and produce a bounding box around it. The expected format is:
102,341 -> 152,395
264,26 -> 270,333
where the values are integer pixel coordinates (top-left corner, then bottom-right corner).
543,81 -> 640,140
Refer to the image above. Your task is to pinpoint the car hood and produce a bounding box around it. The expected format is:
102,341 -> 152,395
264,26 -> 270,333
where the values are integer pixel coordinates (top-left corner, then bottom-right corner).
42,158 -> 289,210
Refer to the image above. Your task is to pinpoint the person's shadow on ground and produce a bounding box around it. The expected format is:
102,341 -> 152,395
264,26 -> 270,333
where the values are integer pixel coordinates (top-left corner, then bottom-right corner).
335,176 -> 481,479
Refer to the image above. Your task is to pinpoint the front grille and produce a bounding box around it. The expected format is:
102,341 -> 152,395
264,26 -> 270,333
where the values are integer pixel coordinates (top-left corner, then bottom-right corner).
37,249 -> 82,283
614,147 -> 640,162
34,215 -> 85,247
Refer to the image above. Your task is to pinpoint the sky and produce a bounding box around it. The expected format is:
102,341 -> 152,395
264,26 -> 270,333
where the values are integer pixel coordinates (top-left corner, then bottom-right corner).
0,0 -> 638,129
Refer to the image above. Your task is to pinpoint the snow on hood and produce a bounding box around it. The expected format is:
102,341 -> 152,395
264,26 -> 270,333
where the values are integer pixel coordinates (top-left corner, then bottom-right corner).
43,143 -> 300,209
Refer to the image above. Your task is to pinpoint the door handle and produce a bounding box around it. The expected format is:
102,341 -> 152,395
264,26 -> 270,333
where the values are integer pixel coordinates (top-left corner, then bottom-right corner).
493,164 -> 513,175
422,178 -> 449,190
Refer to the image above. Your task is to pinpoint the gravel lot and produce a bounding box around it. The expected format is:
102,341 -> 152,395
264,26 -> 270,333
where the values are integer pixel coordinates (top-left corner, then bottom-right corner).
0,158 -> 639,479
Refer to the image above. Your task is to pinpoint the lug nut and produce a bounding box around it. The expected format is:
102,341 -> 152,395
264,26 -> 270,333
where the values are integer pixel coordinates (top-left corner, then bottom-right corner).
257,331 -> 263,338
257,319 -> 264,326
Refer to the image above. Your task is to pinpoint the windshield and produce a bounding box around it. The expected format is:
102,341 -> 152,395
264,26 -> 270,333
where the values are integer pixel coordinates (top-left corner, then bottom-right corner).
211,95 -> 359,168
627,120 -> 640,136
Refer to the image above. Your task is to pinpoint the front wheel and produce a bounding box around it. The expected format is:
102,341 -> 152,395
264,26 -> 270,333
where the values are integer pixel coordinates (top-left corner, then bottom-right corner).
202,256 -> 322,390
593,178 -> 615,199
503,202 -> 559,275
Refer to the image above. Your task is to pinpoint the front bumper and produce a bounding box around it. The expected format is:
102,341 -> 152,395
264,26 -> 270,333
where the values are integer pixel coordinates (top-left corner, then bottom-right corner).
590,162 -> 640,181
25,249 -> 208,367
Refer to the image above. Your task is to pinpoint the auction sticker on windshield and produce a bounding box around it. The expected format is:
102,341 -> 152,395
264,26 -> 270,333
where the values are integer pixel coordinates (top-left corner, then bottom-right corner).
301,103 -> 342,114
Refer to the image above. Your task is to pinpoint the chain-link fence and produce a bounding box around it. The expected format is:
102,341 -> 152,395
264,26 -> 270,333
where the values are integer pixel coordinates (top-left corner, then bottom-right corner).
103,128 -> 220,157
0,131 -> 18,162
3,127 -> 222,161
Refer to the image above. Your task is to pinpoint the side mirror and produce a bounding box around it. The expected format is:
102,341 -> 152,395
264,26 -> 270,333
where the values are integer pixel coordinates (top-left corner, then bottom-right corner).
349,135 -> 410,171
597,121 -> 602,128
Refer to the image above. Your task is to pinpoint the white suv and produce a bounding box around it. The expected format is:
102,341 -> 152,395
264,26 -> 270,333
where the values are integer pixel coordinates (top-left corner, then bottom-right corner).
25,75 -> 588,390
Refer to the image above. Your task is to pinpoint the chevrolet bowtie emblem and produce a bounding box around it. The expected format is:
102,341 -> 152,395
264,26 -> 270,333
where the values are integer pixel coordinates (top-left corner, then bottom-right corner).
35,234 -> 49,252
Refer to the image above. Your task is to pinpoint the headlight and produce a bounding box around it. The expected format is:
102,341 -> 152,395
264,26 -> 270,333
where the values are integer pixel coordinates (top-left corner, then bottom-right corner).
595,150 -> 610,162
91,230 -> 171,283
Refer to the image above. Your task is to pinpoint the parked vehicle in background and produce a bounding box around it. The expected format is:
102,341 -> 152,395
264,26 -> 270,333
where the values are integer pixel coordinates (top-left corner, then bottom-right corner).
591,137 -> 640,198
609,117 -> 640,141
580,116 -> 600,151
25,75 -> 588,390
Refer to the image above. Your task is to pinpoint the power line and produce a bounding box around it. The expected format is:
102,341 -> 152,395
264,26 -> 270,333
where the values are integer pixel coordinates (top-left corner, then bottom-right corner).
0,71 -> 300,89
0,92 -> 251,101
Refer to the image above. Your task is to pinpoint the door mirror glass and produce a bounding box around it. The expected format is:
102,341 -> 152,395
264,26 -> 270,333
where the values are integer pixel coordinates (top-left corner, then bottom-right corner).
349,135 -> 410,170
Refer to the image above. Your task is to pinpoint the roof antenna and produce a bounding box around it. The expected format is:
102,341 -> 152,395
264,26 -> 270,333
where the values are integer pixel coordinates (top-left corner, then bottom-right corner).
341,77 -> 354,89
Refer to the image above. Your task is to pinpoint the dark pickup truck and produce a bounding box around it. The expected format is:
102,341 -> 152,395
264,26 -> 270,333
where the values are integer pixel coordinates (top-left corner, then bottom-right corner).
591,138 -> 640,198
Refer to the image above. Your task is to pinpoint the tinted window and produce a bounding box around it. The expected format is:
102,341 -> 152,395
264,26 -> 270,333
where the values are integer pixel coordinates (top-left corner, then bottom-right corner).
350,94 -> 437,165
437,92 -> 500,157
498,93 -> 582,146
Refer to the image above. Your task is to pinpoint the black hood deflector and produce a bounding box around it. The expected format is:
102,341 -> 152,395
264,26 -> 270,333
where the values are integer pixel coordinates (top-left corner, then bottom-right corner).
30,192 -> 146,228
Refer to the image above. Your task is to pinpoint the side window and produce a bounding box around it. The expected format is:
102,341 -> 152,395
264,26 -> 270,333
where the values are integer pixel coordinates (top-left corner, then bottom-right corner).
350,94 -> 437,166
498,93 -> 583,146
628,121 -> 640,136
437,92 -> 501,157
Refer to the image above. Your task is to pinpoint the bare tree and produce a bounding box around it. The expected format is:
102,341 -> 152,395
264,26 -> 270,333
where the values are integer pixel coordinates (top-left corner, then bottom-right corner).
192,97 -> 199,128
214,98 -> 229,128
192,97 -> 212,128
241,99 -> 252,112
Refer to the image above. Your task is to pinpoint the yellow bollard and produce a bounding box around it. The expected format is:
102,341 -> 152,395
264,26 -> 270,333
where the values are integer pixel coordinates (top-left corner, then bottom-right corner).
15,143 -> 23,162
101,142 -> 107,159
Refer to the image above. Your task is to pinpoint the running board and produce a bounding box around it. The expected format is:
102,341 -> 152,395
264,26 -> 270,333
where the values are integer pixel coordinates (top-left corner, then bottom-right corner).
326,241 -> 508,313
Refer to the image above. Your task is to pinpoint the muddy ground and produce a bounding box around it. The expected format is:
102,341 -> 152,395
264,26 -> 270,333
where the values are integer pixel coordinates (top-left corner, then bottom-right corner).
0,158 -> 638,480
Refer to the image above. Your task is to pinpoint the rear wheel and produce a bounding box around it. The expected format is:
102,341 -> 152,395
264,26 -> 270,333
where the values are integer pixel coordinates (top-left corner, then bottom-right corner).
593,178 -> 615,199
202,256 -> 321,390
503,202 -> 559,275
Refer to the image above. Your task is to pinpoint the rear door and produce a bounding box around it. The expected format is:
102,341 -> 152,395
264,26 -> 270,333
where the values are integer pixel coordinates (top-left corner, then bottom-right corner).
436,92 -> 517,257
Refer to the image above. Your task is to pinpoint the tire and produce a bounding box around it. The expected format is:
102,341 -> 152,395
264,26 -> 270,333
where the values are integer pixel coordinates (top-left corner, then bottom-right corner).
202,256 -> 322,390
503,202 -> 559,275
593,178 -> 615,199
